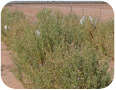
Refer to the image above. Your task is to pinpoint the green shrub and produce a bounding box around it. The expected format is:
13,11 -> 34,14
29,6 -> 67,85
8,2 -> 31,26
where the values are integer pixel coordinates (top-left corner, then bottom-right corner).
1,9 -> 114,89
1,8 -> 26,46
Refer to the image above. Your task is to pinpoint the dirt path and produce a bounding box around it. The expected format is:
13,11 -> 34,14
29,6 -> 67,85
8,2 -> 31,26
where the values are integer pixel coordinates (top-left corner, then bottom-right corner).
1,42 -> 24,89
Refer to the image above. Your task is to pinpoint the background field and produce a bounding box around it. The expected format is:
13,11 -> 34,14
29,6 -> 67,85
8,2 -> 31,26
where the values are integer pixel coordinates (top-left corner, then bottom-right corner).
5,3 -> 114,21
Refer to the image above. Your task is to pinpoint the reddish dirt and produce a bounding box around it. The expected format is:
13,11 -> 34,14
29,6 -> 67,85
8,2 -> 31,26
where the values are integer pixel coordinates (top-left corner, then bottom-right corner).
108,60 -> 114,81
5,3 -> 114,21
1,42 -> 24,89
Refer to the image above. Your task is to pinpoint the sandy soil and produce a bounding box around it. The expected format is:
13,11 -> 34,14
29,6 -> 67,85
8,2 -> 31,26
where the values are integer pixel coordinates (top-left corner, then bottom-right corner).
5,3 -> 114,21
1,42 -> 24,89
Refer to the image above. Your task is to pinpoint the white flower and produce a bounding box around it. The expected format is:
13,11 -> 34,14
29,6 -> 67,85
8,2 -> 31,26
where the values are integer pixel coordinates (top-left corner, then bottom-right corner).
50,12 -> 53,15
79,19 -> 83,24
78,70 -> 80,72
89,16 -> 93,22
79,16 -> 85,25
36,30 -> 40,35
4,25 -> 7,31
45,11 -> 46,13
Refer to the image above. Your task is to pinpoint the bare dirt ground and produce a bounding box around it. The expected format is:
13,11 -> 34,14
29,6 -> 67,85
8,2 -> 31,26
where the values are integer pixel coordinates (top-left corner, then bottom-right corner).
5,3 -> 114,21
1,42 -> 24,89
1,3 -> 114,88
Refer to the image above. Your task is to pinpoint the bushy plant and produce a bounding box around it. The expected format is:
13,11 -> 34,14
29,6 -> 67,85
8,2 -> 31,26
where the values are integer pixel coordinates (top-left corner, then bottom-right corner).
1,9 -> 114,89
1,8 -> 26,46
